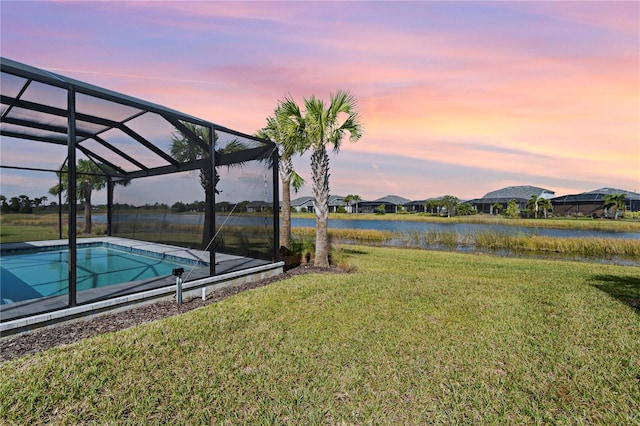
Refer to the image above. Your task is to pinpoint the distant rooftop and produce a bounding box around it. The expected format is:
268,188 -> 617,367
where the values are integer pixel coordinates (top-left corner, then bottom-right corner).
585,188 -> 640,199
372,195 -> 411,205
552,188 -> 640,203
481,185 -> 554,200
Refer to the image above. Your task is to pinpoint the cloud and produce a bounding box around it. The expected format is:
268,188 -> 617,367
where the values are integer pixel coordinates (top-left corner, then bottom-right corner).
1,1 -> 637,202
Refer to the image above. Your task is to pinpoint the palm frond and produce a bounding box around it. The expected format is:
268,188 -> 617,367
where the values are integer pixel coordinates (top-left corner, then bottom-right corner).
288,170 -> 305,193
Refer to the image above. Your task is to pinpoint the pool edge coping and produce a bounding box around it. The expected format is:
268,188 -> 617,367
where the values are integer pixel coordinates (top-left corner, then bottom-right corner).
1,261 -> 284,337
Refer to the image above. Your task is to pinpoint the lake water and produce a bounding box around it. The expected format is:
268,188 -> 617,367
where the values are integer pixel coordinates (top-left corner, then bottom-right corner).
288,217 -> 640,266
91,214 -> 640,239
88,213 -> 639,265
290,218 -> 640,240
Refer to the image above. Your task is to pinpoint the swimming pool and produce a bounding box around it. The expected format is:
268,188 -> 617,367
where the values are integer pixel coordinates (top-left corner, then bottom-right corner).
1,243 -> 207,304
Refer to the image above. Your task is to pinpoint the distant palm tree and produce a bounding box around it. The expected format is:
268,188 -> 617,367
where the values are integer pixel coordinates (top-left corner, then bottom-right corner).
344,194 -> 362,214
441,195 -> 459,218
491,202 -> 503,215
603,193 -> 627,219
36,196 -> 48,208
257,101 -> 305,250
538,198 -> 552,218
424,199 -> 439,214
49,159 -> 128,233
526,195 -> 539,218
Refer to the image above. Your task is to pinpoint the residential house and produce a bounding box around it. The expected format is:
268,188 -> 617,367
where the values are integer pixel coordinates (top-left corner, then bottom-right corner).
289,195 -> 346,213
290,196 -> 314,213
469,185 -> 554,214
551,188 -> 640,217
246,200 -> 272,213
404,197 -> 447,214
328,195 -> 346,213
358,195 -> 411,214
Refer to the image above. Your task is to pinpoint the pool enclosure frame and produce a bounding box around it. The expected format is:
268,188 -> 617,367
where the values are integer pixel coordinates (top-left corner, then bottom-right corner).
1,57 -> 280,310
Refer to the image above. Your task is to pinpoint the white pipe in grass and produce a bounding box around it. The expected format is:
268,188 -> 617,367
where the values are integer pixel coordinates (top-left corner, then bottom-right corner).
176,276 -> 183,306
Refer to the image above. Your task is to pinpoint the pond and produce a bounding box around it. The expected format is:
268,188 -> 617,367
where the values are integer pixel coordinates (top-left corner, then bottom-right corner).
88,213 -> 639,265
290,218 -> 640,240
90,214 -> 639,239
289,218 -> 640,266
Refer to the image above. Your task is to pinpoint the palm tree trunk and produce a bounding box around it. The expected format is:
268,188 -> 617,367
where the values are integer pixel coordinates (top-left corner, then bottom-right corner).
203,184 -> 213,248
84,185 -> 92,234
281,178 -> 291,249
312,144 -> 330,267
199,164 -> 216,249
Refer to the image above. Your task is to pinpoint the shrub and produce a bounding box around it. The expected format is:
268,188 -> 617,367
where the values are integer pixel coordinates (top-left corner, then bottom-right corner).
92,224 -> 108,235
289,236 -> 315,265
623,211 -> 640,220
456,202 -> 476,216
504,199 -> 520,219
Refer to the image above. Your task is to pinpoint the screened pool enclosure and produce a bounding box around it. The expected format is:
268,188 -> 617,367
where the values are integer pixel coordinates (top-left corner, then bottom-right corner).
0,58 -> 282,328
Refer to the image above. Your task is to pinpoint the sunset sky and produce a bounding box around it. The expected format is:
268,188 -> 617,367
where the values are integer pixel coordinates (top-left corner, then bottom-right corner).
1,1 -> 638,204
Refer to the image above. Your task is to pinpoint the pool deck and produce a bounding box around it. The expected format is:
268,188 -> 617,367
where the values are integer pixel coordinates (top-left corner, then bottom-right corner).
1,237 -> 284,336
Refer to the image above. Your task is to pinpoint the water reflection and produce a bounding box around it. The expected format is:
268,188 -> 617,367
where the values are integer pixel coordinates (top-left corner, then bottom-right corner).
291,218 -> 640,240
333,236 -> 640,267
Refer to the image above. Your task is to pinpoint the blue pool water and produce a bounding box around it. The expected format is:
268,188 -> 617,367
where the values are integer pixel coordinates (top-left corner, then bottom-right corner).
1,245 -> 203,304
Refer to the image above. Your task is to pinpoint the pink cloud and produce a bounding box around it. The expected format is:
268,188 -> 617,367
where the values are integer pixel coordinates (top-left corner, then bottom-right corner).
2,1 -> 638,200
508,1 -> 639,35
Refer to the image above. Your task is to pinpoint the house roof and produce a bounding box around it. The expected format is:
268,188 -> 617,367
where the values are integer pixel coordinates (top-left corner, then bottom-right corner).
289,195 -> 346,207
290,196 -> 313,206
372,195 -> 411,205
405,196 -> 451,205
480,185 -> 554,200
552,188 -> 640,203
586,188 -> 640,199
328,195 -> 345,205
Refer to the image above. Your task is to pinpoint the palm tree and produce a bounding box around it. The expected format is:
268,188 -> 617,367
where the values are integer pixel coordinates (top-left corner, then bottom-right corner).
538,198 -> 552,218
603,193 -> 627,219
344,194 -> 362,214
33,196 -> 48,209
491,202 -> 503,215
281,91 -> 362,267
441,195 -> 459,218
170,124 -> 247,247
423,199 -> 439,214
526,195 -> 539,218
257,101 -> 305,250
18,195 -> 32,213
49,159 -> 125,233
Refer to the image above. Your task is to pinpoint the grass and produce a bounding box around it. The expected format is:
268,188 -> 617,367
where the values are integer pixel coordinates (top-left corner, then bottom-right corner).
0,224 -> 108,243
293,227 -> 640,259
475,233 -> 640,257
1,246 -> 639,424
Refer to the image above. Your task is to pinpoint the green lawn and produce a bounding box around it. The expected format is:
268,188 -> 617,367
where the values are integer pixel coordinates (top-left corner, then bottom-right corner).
1,246 -> 639,424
